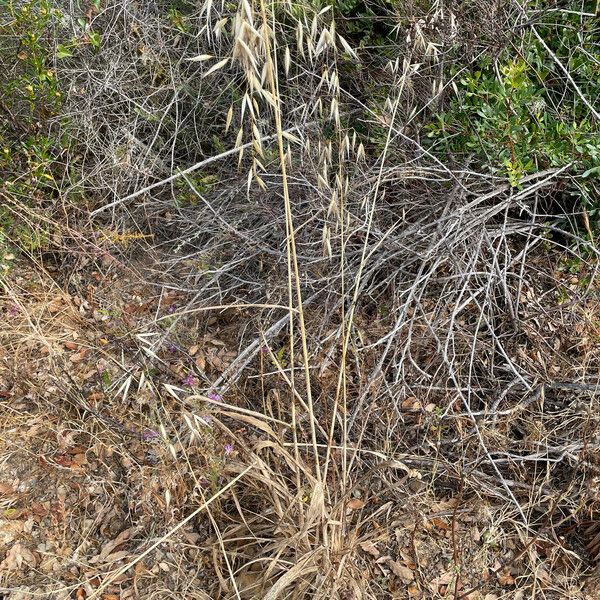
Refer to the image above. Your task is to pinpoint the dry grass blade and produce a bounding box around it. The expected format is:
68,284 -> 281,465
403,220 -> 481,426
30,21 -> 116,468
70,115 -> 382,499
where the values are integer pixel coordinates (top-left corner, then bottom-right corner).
261,557 -> 319,600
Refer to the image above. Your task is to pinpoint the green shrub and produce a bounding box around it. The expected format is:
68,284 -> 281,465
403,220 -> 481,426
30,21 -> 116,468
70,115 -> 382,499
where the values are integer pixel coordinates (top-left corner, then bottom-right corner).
425,2 -> 600,226
0,0 -> 65,260
426,57 -> 600,182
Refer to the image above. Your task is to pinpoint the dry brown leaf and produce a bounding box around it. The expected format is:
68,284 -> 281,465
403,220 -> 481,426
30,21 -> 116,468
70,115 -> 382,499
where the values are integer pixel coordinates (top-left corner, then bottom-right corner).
535,566 -> 551,585
0,543 -> 37,571
31,502 -> 48,516
0,521 -> 24,548
496,568 -> 515,586
236,566 -> 265,599
430,517 -> 451,531
72,453 -> 88,466
91,528 -> 132,563
359,541 -> 380,558
102,550 -> 130,564
347,498 -> 365,511
388,559 -> 414,583
0,482 -> 14,495
431,497 -> 459,512
48,298 -> 64,313
401,397 -> 419,411
70,349 -> 88,363
428,571 -> 454,592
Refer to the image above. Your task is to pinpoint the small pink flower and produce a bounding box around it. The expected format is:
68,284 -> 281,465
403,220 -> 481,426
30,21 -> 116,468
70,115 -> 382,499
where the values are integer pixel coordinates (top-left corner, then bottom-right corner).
207,392 -> 221,402
201,415 -> 212,425
142,429 -> 159,440
224,443 -> 233,456
183,372 -> 196,387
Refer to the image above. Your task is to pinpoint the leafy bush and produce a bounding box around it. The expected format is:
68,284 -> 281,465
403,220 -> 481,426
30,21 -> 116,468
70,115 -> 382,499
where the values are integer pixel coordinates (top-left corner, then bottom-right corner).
425,2 -> 600,225
0,0 -> 65,258
426,57 -> 600,183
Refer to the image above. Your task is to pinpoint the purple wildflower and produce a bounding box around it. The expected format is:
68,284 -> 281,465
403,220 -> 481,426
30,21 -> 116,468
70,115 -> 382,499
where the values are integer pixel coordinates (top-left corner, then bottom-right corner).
207,392 -> 221,402
167,343 -> 178,353
142,429 -> 159,440
183,372 -> 196,387
201,415 -> 212,425
167,304 -> 177,314
8,303 -> 19,317
224,443 -> 233,456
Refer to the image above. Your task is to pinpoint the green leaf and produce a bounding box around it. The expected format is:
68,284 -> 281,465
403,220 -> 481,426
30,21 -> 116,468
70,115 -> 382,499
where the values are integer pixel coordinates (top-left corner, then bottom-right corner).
88,30 -> 101,49
56,44 -> 72,59
582,166 -> 600,179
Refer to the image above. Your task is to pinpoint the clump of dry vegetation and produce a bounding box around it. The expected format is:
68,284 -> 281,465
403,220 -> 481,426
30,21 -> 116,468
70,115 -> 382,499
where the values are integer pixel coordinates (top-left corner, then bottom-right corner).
1,0 -> 600,598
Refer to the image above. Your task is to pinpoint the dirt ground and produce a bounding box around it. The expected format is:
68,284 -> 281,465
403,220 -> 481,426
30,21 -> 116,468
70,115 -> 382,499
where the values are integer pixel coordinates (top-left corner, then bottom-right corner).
2,251 -> 600,599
